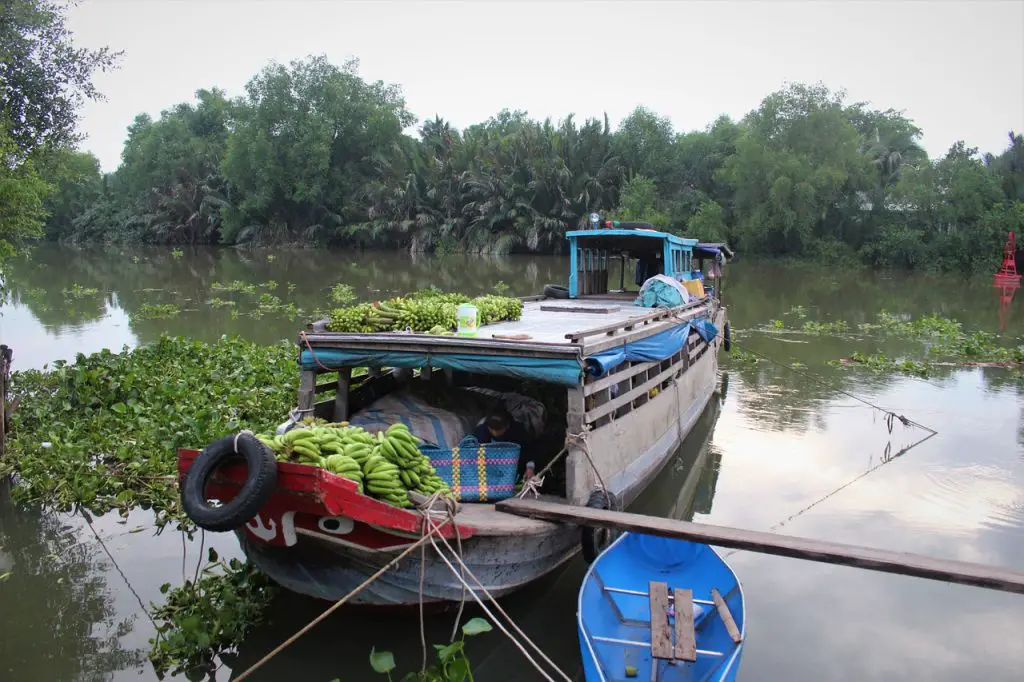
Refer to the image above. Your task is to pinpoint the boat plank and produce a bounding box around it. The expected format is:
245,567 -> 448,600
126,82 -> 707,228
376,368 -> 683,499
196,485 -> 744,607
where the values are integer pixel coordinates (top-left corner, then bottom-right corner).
496,498 -> 1024,595
565,298 -> 707,342
540,304 -> 621,314
673,588 -> 697,662
712,588 -> 741,645
648,581 -> 674,659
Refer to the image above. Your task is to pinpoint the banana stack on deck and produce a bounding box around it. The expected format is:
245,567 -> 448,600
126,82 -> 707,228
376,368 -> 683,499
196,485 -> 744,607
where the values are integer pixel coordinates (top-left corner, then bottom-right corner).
254,421 -> 449,508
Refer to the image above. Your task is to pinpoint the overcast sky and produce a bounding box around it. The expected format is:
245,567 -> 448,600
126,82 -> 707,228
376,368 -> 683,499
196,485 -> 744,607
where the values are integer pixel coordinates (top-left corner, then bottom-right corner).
68,0 -> 1024,173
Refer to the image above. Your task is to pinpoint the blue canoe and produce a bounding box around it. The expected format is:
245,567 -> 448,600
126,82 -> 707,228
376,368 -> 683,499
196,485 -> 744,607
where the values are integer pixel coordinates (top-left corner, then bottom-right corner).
577,532 -> 746,681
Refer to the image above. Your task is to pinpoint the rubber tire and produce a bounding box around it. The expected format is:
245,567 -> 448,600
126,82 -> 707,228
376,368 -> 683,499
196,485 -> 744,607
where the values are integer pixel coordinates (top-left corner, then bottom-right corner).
543,284 -> 570,299
581,489 -> 621,564
181,432 -> 278,532
723,322 -> 732,352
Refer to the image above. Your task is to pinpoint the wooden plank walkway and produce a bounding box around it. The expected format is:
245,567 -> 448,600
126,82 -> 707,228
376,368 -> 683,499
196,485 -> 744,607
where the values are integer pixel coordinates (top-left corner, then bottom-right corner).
495,498 -> 1024,596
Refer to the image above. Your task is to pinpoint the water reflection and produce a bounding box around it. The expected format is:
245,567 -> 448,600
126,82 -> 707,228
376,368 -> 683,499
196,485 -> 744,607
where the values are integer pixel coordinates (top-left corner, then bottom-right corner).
0,479 -> 146,681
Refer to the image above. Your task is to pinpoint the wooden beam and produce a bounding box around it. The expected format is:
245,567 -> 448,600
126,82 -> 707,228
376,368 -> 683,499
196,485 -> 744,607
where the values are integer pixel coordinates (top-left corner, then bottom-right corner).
674,588 -> 697,662
297,370 -> 316,415
711,588 -> 741,645
334,367 -> 351,422
495,498 -> 1024,596
648,582 -> 673,659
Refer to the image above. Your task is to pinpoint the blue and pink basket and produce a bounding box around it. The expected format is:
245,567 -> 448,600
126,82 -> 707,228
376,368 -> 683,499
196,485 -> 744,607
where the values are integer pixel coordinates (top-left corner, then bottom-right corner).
418,435 -> 521,502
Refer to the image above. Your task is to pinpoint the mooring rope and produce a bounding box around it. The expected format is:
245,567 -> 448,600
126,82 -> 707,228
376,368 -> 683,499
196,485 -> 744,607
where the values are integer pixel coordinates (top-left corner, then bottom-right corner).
422,511 -> 574,682
726,338 -> 938,435
515,430 -> 608,501
233,532 -> 435,682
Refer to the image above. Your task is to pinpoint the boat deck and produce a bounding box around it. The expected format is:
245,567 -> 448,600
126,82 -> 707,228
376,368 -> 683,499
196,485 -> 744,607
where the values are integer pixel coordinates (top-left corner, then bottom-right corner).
303,295 -> 711,355
479,296 -> 664,345
454,494 -> 569,536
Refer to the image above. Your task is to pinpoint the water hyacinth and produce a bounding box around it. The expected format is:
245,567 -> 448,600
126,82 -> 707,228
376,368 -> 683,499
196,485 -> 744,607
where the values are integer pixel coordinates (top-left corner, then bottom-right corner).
2,335 -> 299,529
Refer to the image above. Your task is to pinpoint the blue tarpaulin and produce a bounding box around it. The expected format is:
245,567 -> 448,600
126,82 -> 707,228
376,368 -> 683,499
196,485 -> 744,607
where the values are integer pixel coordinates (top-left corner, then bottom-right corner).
299,349 -> 583,387
584,317 -> 719,378
694,318 -> 719,344
584,323 -> 691,378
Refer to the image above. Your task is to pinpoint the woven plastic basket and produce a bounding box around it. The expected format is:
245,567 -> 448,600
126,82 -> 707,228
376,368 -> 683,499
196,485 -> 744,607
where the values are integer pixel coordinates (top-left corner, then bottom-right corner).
419,435 -> 521,502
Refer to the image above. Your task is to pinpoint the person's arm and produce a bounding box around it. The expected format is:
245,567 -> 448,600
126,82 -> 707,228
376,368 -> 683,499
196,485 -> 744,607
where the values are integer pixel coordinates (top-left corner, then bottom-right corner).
472,421 -> 491,442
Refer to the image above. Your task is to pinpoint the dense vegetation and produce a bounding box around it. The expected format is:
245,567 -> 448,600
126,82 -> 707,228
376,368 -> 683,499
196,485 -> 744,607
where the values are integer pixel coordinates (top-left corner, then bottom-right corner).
31,67 -> 1024,273
0,0 -> 118,268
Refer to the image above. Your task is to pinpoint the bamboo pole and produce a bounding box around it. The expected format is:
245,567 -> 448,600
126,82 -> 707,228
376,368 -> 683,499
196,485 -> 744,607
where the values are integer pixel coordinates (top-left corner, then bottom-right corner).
495,498 -> 1024,596
0,345 -> 10,458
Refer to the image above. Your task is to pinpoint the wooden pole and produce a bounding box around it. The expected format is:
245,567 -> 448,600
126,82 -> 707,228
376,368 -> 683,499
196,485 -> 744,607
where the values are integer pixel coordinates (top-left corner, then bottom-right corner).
0,344 -> 10,458
495,498 -> 1024,596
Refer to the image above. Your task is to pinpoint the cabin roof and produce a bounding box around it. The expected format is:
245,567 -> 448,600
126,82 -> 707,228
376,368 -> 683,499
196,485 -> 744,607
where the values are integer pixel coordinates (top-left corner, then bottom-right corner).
566,229 -> 698,253
694,242 -> 735,260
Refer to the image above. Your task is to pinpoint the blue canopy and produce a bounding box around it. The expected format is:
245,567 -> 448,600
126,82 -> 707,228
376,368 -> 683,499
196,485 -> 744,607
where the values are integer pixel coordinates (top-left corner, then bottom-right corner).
584,318 -> 719,378
299,349 -> 584,387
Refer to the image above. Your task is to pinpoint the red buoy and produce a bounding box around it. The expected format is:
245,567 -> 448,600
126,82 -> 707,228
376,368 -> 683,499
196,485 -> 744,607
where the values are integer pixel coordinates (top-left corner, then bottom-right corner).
993,231 -> 1021,284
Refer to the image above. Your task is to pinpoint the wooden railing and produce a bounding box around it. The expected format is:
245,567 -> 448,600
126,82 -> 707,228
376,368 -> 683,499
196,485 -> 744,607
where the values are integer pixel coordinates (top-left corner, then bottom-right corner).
583,329 -> 708,427
565,297 -> 708,344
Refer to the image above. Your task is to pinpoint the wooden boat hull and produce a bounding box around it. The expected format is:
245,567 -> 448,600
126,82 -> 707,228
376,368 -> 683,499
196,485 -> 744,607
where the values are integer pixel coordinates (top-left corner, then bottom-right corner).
176,308 -> 726,607
577,532 -> 746,682
236,521 -> 580,605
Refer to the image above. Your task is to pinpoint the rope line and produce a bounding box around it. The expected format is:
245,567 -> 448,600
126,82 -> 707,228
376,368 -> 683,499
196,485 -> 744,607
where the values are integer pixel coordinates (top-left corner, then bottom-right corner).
79,508 -> 159,631
721,427 -> 938,559
422,512 -> 574,682
233,534 -> 432,682
728,338 -> 938,435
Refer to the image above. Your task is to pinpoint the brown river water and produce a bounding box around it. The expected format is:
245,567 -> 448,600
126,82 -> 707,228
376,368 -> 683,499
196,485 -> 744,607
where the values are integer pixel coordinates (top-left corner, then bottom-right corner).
1,244 -> 1023,681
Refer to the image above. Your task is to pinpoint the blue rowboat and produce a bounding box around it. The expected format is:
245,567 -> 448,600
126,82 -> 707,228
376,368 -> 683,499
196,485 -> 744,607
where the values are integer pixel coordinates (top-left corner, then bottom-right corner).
577,532 -> 746,681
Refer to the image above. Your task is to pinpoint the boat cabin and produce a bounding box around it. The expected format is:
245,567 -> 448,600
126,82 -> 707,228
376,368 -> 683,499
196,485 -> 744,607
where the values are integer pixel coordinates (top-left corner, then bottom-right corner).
567,223 -> 731,301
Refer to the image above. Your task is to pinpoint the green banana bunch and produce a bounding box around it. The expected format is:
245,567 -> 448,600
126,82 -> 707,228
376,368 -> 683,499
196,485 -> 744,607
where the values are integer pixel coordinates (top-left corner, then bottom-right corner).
252,421 -> 451,508
326,289 -> 523,333
377,423 -> 451,498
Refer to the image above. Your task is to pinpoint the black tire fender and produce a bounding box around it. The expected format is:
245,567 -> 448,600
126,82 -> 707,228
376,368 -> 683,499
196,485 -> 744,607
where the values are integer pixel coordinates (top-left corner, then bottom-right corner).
723,322 -> 732,352
181,432 -> 278,532
543,284 -> 570,299
581,489 -> 621,564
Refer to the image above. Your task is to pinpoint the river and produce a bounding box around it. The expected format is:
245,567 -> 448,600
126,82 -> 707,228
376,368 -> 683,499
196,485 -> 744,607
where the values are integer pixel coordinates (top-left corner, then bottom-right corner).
2,243 -> 1023,681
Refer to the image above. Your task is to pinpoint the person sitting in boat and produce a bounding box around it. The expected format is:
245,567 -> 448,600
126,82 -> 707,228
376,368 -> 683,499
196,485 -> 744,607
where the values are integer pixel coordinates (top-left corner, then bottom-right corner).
472,405 -> 530,446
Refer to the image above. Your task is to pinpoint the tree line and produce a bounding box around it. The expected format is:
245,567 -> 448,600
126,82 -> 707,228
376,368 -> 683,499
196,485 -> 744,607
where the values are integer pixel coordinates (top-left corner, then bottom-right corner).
4,3 -> 1023,274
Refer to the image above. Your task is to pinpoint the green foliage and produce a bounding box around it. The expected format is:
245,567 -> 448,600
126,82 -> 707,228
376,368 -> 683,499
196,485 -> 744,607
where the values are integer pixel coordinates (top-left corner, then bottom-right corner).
149,551 -> 276,679
0,0 -> 120,154
131,303 -> 181,320
2,336 -> 298,528
28,47 -> 1024,274
367,617 -> 492,682
0,0 -> 118,265
0,124 -> 51,264
608,175 -> 670,227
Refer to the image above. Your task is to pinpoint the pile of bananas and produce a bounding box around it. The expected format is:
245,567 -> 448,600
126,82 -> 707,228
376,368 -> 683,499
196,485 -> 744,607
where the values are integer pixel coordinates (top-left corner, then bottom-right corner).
327,289 -> 523,334
253,422 -> 450,508
472,295 -> 524,325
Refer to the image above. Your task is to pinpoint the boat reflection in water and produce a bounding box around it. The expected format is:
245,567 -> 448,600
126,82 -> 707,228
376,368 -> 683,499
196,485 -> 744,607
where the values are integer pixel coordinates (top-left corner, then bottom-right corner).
227,378 -> 729,682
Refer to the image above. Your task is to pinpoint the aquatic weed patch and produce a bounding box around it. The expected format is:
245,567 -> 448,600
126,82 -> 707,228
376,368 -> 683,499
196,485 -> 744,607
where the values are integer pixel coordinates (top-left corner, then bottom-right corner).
836,314 -> 1024,377
131,303 -> 181,320
2,336 -> 298,528
149,550 -> 276,678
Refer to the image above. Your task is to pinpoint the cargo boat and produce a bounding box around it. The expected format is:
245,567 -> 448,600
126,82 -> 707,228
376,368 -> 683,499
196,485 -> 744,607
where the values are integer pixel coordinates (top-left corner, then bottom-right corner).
178,225 -> 733,605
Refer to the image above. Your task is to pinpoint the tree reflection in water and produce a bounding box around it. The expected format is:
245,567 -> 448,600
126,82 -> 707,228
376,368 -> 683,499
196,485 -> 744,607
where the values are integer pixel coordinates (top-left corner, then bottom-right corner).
0,479 -> 145,681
